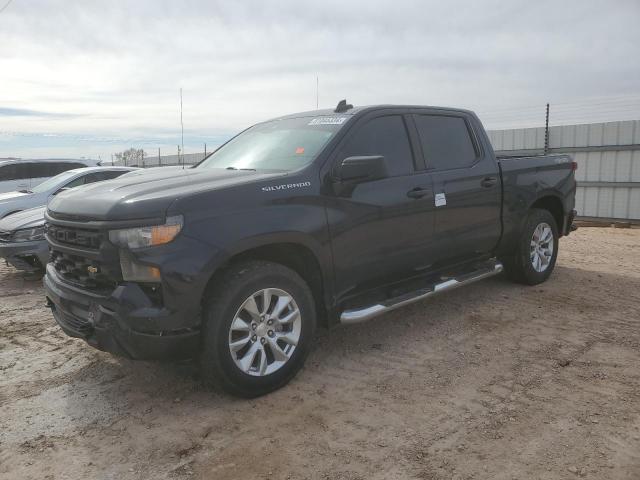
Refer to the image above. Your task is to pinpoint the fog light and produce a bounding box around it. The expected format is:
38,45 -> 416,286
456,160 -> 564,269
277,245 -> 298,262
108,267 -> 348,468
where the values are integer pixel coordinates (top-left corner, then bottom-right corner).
119,250 -> 161,282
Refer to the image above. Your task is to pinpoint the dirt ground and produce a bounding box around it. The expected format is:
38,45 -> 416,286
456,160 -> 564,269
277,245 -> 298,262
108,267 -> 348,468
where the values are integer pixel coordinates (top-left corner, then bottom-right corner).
1,227 -> 639,480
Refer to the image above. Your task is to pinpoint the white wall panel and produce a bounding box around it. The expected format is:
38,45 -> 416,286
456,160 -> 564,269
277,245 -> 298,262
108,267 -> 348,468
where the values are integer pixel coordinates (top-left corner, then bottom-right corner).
631,150 -> 640,182
629,189 -> 640,218
488,119 -> 640,220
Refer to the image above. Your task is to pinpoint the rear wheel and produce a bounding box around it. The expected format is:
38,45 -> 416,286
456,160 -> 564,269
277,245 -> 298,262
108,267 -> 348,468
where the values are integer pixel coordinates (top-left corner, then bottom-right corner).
200,261 -> 316,397
502,208 -> 559,285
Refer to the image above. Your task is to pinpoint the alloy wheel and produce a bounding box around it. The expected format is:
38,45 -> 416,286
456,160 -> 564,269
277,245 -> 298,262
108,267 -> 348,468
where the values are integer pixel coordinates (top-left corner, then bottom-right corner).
228,288 -> 301,376
530,222 -> 554,273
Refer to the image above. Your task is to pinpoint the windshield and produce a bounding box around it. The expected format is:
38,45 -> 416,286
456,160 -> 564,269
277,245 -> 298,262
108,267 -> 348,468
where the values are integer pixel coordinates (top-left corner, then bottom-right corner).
197,116 -> 348,172
30,170 -> 80,193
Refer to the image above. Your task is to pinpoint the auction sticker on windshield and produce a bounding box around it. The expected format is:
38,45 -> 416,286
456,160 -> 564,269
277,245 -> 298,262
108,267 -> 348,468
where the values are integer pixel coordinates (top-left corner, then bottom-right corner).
308,117 -> 347,125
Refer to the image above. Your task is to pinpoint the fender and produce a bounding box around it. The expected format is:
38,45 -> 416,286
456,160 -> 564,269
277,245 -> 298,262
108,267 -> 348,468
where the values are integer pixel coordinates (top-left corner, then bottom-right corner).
196,230 -> 337,321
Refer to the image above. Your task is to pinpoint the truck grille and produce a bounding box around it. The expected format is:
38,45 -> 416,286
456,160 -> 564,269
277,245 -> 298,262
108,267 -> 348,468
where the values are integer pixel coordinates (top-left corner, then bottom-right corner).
46,224 -> 103,250
46,222 -> 122,290
50,250 -> 119,290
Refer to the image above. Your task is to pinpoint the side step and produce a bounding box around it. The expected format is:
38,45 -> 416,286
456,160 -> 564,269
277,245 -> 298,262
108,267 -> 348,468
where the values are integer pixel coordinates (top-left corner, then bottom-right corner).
340,262 -> 503,325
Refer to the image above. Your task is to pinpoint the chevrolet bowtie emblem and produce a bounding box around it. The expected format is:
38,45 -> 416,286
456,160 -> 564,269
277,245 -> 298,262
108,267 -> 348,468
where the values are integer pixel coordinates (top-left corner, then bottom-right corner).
87,266 -> 99,274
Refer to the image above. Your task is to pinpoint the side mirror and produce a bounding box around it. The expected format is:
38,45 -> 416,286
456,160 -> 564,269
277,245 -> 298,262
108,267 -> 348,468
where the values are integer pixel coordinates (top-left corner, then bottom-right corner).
53,187 -> 70,196
336,155 -> 388,183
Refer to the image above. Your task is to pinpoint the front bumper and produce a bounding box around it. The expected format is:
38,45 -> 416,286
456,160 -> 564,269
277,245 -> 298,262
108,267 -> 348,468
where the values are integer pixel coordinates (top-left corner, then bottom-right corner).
44,264 -> 200,360
0,239 -> 49,271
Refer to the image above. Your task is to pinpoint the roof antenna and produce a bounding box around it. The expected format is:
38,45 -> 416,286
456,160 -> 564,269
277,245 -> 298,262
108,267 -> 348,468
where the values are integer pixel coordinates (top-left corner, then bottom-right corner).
334,99 -> 353,113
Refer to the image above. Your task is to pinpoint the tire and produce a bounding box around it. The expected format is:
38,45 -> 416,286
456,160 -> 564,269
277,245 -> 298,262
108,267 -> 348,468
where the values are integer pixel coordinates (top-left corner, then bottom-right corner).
200,260 -> 317,397
502,208 -> 559,285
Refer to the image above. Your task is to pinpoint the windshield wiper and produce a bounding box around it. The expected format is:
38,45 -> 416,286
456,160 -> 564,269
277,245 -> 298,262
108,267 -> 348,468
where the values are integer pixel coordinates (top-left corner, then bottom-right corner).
18,189 -> 33,194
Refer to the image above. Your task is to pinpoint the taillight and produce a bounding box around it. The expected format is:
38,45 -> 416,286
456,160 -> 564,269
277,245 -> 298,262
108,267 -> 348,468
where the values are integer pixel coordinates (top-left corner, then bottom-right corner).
571,161 -> 578,171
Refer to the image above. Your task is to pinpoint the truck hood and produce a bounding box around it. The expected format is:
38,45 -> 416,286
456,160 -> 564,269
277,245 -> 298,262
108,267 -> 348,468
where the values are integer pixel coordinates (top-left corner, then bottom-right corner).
47,167 -> 284,221
0,206 -> 46,231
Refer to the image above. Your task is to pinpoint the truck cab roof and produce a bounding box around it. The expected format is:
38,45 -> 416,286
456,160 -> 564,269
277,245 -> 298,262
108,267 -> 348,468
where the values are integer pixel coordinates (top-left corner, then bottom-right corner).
271,104 -> 476,122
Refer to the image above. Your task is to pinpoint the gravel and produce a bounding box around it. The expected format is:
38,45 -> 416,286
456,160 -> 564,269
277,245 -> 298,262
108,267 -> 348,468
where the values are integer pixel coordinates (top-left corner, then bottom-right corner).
1,227 -> 639,479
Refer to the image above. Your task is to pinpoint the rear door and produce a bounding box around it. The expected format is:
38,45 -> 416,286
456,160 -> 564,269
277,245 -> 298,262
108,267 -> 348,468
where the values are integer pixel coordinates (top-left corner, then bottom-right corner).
412,112 -> 500,265
326,111 -> 436,299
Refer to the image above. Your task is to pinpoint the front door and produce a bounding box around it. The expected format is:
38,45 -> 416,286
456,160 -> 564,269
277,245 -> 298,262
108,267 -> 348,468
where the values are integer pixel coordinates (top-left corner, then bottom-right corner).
326,112 -> 437,300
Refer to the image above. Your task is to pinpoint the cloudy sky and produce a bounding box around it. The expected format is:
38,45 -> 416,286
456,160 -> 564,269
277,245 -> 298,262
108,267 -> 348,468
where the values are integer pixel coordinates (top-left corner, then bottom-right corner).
1,0 -> 639,160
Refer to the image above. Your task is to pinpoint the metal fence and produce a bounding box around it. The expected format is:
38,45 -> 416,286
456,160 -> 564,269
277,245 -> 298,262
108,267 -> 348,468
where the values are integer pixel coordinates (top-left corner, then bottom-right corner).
487,120 -> 640,221
113,152 -> 207,168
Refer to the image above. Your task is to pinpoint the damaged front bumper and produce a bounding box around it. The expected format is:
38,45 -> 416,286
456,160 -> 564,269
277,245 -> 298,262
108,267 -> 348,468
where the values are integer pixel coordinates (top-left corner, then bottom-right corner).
0,239 -> 49,271
44,264 -> 200,360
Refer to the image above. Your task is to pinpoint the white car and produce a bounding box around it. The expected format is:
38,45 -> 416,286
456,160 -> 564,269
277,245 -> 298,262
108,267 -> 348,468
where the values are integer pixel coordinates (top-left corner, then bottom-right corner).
0,166 -> 138,219
0,158 -> 100,194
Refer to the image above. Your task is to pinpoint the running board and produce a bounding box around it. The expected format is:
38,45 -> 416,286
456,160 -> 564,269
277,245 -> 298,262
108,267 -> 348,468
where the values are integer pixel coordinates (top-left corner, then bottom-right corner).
340,262 -> 503,325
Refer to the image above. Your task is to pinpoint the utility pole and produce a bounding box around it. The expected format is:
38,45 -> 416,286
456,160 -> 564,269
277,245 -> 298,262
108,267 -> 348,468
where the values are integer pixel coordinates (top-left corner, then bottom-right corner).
316,76 -> 319,109
180,88 -> 185,170
158,147 -> 161,166
544,103 -> 550,154
204,142 -> 207,158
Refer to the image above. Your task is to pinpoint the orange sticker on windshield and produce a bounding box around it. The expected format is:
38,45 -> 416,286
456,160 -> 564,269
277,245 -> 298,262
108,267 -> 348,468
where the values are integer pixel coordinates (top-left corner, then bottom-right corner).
295,147 -> 305,154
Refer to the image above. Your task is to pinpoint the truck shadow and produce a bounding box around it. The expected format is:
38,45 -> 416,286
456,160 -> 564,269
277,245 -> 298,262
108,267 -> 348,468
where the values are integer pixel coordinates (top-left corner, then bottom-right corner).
58,264 -> 640,417
0,267 -> 44,289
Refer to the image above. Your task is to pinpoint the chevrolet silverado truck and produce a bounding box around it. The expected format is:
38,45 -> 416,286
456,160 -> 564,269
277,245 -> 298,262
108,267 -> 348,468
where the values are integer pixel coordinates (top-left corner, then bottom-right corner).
44,102 -> 577,397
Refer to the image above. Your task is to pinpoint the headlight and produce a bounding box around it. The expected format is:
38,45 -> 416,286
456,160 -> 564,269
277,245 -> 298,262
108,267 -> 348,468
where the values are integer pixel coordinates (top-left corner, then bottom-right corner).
108,215 -> 183,249
12,226 -> 45,242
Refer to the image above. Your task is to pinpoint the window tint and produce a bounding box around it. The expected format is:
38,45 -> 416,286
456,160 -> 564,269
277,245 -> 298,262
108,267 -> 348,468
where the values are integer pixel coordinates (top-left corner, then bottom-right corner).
341,115 -> 414,177
30,162 -> 57,178
103,170 -> 127,180
63,176 -> 86,189
0,163 -> 31,181
84,171 -> 125,184
53,162 -> 85,175
0,165 -> 16,181
413,115 -> 477,170
51,163 -> 70,175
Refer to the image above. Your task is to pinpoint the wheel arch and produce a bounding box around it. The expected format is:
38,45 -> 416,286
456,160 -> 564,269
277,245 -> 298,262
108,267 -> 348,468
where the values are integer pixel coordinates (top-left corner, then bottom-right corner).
202,239 -> 333,328
529,194 -> 564,236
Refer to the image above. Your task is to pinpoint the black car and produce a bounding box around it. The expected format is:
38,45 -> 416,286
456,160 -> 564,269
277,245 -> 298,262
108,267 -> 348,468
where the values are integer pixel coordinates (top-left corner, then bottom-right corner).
43,102 -> 577,397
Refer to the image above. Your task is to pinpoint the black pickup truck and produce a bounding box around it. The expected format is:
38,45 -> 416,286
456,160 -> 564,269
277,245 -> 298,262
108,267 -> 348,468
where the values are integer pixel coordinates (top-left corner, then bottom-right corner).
44,102 -> 577,397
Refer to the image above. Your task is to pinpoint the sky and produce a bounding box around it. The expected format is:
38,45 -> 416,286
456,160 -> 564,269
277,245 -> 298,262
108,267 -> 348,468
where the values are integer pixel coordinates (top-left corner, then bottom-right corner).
1,0 -> 640,160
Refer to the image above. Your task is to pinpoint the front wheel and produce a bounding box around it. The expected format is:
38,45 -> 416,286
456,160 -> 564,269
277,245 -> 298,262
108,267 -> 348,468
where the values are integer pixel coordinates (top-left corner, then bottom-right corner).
502,208 -> 559,285
200,261 -> 316,397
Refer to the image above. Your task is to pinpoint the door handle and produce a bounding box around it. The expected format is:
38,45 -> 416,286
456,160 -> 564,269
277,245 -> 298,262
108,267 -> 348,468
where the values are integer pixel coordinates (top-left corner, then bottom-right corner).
407,187 -> 430,199
481,176 -> 497,188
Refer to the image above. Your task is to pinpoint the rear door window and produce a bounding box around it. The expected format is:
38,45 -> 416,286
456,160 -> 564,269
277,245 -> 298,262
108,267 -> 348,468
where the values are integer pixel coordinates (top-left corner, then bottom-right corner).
84,171 -> 125,183
29,162 -> 57,178
413,115 -> 478,170
63,176 -> 86,189
53,162 -> 85,175
2,163 -> 32,181
0,165 -> 15,181
341,115 -> 415,177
